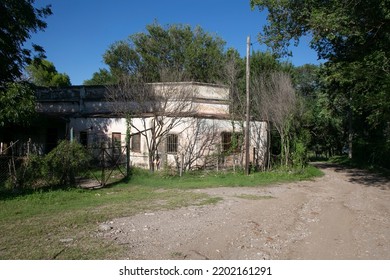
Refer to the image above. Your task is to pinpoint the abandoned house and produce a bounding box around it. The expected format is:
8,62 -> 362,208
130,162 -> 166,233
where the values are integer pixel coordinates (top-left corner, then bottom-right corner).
0,82 -> 268,171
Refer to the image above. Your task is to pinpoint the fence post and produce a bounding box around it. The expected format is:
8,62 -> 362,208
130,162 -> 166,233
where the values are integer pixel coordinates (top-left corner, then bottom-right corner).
9,141 -> 17,190
101,143 -> 105,187
179,153 -> 184,177
126,142 -> 130,178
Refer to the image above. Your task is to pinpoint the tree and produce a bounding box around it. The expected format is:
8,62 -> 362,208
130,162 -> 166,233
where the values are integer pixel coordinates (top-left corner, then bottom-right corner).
0,0 -> 52,85
0,0 -> 51,126
26,59 -> 71,87
251,0 -> 390,166
178,118 -> 220,171
0,82 -> 36,127
252,72 -> 299,167
222,50 -> 296,169
292,64 -> 320,98
106,69 -> 195,172
83,68 -> 116,85
250,0 -> 389,61
292,64 -> 344,158
92,22 -> 226,83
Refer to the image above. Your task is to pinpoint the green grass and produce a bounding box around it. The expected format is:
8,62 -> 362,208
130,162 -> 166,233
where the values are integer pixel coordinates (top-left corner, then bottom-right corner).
0,165 -> 323,259
130,164 -> 323,189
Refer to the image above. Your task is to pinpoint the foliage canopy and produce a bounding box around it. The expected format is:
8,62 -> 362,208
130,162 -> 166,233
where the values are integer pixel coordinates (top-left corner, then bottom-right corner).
0,0 -> 52,85
26,59 -> 71,87
251,0 -> 390,167
0,82 -> 36,127
85,22 -> 226,84
0,0 -> 52,126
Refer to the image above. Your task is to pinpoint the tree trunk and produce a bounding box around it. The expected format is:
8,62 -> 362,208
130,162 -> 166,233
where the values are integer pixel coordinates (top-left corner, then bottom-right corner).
266,121 -> 271,170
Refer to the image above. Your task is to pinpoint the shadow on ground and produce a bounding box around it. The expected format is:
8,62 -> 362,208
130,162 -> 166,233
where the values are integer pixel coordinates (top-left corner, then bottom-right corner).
312,162 -> 390,190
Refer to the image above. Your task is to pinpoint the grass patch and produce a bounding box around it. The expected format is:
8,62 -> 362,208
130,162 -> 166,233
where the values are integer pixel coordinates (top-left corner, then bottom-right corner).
130,164 -> 323,189
0,165 -> 322,259
0,186 -> 215,259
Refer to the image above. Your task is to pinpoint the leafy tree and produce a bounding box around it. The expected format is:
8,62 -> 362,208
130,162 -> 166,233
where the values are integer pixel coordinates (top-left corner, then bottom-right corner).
251,51 -> 285,76
0,0 -> 52,85
92,22 -> 226,83
0,82 -> 36,127
292,64 -> 341,157
251,0 -> 390,166
83,68 -> 116,85
0,0 -> 51,126
292,64 -> 320,98
26,59 -> 71,87
250,0 -> 389,61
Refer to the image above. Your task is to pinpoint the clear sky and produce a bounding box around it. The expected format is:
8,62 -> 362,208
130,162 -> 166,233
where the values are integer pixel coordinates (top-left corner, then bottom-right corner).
28,0 -> 320,85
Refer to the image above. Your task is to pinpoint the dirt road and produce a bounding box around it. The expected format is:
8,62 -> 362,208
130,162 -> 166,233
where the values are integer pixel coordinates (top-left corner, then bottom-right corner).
102,163 -> 390,259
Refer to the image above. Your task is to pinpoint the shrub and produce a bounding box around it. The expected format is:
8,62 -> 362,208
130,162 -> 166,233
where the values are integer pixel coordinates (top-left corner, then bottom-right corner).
292,140 -> 308,169
45,140 -> 91,185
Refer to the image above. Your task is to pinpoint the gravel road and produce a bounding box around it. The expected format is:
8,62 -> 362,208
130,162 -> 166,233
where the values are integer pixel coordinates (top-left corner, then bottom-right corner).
101,163 -> 390,260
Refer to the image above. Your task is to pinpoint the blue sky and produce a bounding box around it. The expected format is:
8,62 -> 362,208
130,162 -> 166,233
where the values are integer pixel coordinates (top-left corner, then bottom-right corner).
29,0 -> 320,85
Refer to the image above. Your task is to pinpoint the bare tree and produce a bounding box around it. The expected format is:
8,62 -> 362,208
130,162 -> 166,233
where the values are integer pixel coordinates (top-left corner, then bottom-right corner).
106,70 -> 195,172
176,118 -> 220,171
252,72 -> 297,167
250,120 -> 268,170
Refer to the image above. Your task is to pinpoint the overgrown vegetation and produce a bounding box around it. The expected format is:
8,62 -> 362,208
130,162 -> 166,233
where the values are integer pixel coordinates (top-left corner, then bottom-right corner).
6,140 -> 91,190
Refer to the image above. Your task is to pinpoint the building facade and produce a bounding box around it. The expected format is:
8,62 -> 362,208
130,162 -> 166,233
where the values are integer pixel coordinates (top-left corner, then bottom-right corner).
2,82 -> 268,171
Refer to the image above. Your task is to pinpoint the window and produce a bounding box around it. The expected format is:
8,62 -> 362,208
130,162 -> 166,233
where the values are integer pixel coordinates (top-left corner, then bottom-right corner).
221,132 -> 242,153
112,132 -> 122,155
80,131 -> 88,147
131,133 -> 141,152
166,134 -> 178,154
112,132 -> 121,146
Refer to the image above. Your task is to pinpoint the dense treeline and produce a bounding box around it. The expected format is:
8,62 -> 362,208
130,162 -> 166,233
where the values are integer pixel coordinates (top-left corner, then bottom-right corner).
251,0 -> 389,168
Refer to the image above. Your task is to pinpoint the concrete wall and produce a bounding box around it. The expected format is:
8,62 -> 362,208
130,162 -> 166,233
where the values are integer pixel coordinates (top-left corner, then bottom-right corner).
36,82 -> 230,118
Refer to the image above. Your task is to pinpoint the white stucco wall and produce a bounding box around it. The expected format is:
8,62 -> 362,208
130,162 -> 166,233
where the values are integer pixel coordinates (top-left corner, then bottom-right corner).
69,116 -> 268,170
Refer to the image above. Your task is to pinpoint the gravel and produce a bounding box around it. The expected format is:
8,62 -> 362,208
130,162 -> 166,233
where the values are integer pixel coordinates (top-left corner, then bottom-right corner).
98,163 -> 390,260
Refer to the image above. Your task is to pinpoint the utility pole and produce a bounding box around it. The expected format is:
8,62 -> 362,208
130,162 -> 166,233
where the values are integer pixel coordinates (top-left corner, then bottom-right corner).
245,36 -> 251,175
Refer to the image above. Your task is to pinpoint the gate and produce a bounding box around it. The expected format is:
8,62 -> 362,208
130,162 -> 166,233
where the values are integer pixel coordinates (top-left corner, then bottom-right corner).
81,144 -> 130,189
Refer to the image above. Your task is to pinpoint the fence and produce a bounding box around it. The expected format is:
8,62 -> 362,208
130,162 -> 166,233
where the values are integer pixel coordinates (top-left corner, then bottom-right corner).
81,144 -> 130,188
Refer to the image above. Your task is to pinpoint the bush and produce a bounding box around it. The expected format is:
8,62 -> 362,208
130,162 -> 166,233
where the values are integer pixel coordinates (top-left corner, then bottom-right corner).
45,140 -> 91,185
292,140 -> 308,169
